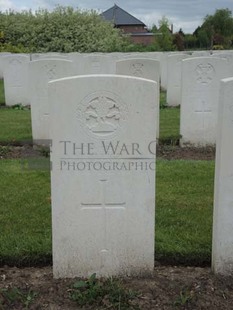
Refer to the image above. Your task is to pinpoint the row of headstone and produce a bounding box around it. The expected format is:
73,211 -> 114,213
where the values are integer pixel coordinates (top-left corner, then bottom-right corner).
0,53 -> 161,144
28,57 -> 160,143
47,71 -> 233,278
1,50 -> 231,107
2,52 -> 233,278
2,51 -> 233,146
165,54 -> 232,146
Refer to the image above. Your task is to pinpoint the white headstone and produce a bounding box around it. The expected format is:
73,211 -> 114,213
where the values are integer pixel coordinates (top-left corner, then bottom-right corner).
30,53 -> 68,61
3,54 -> 30,106
213,53 -> 233,76
167,54 -> 190,106
191,51 -> 211,57
212,77 -> 233,276
81,54 -> 116,74
180,57 -> 230,146
29,59 -> 75,143
0,52 -> 11,79
49,75 -> 157,278
116,58 -> 160,138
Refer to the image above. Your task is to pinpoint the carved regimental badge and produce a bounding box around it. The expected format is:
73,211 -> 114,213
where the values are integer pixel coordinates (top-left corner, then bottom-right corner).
44,64 -> 57,80
131,63 -> 144,77
195,63 -> 215,85
78,91 -> 128,138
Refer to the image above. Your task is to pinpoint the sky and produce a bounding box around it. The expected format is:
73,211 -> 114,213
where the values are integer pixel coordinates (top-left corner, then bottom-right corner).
1,0 -> 233,33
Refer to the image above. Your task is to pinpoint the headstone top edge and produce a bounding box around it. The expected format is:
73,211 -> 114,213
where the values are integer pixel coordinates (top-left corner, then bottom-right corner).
48,74 -> 158,85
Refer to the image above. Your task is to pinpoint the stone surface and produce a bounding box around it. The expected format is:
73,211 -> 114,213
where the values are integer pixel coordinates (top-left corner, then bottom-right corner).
166,54 -> 190,106
116,58 -> 160,138
180,57 -> 230,146
29,59 -> 75,143
212,77 -> 233,276
81,54 -> 116,74
49,75 -> 157,278
30,53 -> 68,61
3,54 -> 30,106
0,52 -> 11,79
213,53 -> 233,76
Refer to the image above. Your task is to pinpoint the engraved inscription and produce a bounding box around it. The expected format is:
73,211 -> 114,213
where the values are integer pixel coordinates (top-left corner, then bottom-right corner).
80,179 -> 126,269
131,63 -> 144,77
195,63 -> 215,85
78,91 -> 128,138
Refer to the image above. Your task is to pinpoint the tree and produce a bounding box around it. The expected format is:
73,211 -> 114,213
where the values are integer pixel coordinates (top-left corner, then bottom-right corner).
150,24 -> 158,33
0,6 -> 130,52
201,8 -> 233,48
156,16 -> 175,51
197,29 -> 211,48
184,34 -> 197,49
173,33 -> 184,51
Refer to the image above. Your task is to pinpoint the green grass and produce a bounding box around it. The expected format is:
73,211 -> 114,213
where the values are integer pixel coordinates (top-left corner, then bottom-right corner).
0,158 -> 214,266
160,90 -> 167,109
0,90 -> 214,266
0,109 -> 32,143
159,107 -> 180,143
156,160 -> 214,265
0,159 -> 51,266
0,93 -> 179,144
0,79 -> 5,105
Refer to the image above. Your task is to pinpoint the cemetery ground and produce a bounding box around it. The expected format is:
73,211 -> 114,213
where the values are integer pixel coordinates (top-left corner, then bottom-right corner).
0,90 -> 233,309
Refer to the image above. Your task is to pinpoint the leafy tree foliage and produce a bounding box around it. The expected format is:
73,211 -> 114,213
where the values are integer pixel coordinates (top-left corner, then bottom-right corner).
156,16 -> 175,51
0,6 -> 129,52
196,8 -> 233,48
173,33 -> 184,51
184,34 -> 198,49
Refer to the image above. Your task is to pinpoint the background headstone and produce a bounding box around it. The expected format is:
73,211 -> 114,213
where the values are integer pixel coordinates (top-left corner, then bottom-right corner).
180,57 -> 230,146
3,54 -> 30,106
116,58 -> 160,138
166,54 -> 190,107
81,54 -> 116,74
29,59 -> 75,143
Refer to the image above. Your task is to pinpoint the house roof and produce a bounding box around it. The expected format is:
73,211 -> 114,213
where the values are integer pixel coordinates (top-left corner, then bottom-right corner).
101,4 -> 145,26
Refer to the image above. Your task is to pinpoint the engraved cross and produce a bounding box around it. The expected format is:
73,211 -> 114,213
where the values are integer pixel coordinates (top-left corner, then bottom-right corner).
80,179 -> 125,258
195,100 -> 212,131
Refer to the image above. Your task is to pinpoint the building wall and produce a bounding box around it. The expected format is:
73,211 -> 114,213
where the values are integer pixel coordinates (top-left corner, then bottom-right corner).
131,35 -> 155,46
116,25 -> 154,46
118,25 -> 147,33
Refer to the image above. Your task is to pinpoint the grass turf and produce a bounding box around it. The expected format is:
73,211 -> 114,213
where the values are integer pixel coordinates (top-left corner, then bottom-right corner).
0,158 -> 214,266
0,109 -> 32,143
0,79 -> 5,105
0,159 -> 51,266
0,93 -> 179,144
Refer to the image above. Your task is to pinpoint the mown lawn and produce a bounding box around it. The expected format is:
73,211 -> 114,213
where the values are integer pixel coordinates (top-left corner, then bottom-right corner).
0,158 -> 214,266
0,109 -> 32,143
0,89 -> 214,266
156,159 -> 214,265
159,107 -> 180,143
0,90 -> 179,144
0,79 -> 5,105
0,159 -> 51,265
